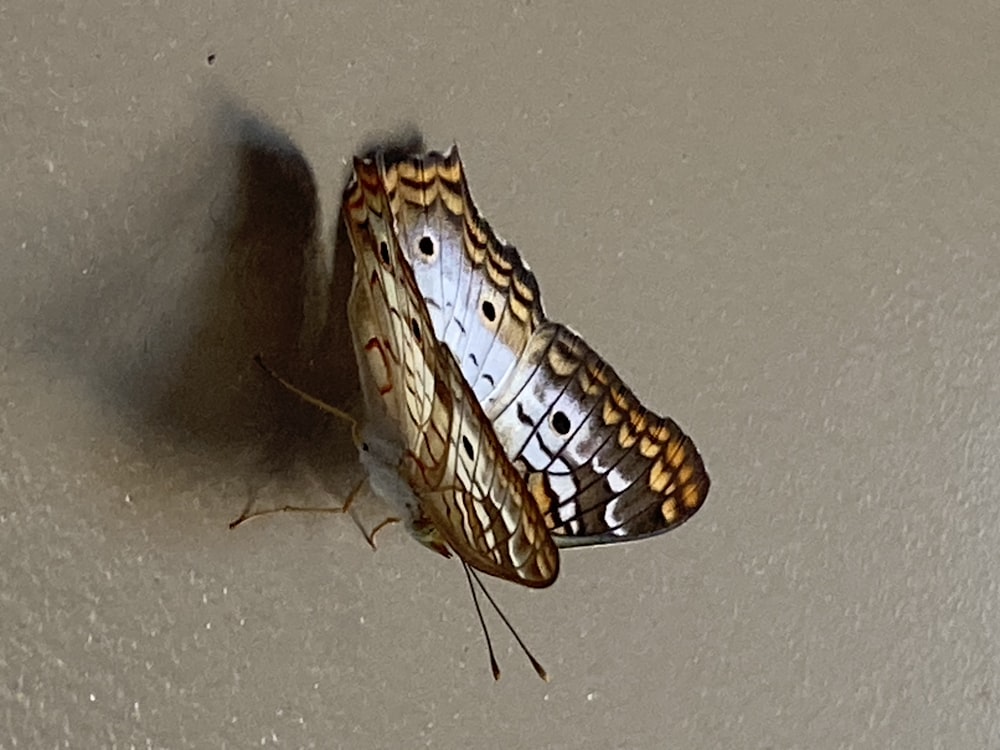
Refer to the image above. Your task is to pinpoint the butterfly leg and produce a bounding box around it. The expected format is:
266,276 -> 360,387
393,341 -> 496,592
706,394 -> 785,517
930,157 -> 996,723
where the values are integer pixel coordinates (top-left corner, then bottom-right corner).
229,476 -> 366,529
350,515 -> 401,550
253,354 -> 362,447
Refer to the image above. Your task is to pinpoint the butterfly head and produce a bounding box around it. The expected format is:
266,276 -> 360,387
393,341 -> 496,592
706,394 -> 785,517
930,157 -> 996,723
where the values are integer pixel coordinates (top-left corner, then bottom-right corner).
410,516 -> 454,560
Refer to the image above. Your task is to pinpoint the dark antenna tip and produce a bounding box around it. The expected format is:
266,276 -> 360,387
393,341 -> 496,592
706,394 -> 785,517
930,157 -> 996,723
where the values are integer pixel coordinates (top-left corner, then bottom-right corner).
464,564 -> 550,681
529,655 -> 549,683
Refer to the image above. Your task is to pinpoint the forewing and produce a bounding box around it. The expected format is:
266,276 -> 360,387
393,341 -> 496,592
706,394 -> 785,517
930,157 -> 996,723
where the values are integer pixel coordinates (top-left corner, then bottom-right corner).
378,147 -> 710,546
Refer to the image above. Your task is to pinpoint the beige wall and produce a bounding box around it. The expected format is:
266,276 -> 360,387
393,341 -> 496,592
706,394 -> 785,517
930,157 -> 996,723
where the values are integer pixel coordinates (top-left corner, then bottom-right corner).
3,2 -> 998,747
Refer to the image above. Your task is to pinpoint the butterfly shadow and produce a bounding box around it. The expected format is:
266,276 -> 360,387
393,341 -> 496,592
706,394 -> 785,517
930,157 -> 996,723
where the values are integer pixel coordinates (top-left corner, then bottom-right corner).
33,101 -> 370,519
145,115 -> 438,516
149,106 -> 370,510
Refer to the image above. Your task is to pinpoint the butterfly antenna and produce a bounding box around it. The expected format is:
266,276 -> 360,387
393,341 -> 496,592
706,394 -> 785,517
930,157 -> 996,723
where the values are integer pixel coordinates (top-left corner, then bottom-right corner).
468,566 -> 549,682
253,354 -> 362,447
462,562 -> 502,680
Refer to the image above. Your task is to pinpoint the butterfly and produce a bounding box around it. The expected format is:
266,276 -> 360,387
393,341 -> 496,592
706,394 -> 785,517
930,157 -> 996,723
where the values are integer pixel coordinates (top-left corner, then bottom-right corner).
343,145 -> 709,577
238,146 -> 710,679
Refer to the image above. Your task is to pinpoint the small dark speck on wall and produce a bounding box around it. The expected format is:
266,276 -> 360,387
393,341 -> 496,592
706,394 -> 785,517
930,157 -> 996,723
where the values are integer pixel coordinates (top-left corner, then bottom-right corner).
206,53 -> 216,65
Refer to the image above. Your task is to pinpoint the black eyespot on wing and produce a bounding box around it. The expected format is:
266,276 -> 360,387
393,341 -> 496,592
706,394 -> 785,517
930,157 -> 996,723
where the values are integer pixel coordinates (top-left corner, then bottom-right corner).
481,300 -> 496,322
379,240 -> 391,265
411,318 -> 422,341
552,411 -> 571,435
462,435 -> 474,459
419,236 -> 434,256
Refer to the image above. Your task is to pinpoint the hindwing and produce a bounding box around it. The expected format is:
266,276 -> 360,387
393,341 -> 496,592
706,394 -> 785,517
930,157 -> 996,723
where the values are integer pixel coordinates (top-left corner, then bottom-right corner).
343,156 -> 559,586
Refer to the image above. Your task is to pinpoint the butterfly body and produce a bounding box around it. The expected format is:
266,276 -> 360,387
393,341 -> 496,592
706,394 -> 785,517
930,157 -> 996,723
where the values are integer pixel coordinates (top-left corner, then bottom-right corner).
341,148 -> 709,587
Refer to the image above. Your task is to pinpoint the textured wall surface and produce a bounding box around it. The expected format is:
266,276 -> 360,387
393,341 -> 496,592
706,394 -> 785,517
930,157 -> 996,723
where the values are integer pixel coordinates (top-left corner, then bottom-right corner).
3,2 -> 998,747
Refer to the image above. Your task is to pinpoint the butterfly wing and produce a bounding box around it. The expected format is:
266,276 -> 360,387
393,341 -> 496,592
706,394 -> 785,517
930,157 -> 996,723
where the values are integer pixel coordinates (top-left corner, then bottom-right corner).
382,147 -> 710,546
343,156 -> 559,587
382,149 -> 541,410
